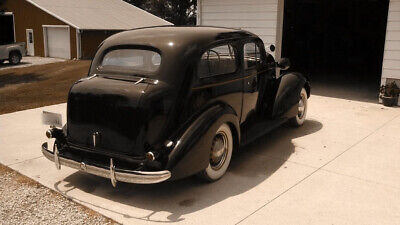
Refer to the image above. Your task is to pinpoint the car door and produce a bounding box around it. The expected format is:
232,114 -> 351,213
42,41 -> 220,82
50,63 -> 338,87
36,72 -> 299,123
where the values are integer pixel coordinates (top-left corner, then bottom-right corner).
241,40 -> 273,122
187,42 -> 244,123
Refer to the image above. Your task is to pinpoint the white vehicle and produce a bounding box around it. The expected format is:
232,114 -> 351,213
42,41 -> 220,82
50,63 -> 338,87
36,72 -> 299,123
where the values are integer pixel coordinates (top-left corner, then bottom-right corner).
0,42 -> 26,65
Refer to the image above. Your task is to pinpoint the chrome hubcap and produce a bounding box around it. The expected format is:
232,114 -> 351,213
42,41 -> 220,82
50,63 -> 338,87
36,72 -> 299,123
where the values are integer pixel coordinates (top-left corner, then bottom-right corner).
12,55 -> 19,63
210,131 -> 228,170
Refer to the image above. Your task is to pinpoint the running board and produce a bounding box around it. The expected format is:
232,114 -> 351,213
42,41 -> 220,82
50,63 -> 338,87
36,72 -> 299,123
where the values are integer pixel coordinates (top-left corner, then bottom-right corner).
240,118 -> 287,146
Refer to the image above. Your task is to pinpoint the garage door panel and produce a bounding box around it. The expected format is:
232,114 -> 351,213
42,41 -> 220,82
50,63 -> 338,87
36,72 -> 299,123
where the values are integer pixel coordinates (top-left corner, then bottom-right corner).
46,27 -> 70,59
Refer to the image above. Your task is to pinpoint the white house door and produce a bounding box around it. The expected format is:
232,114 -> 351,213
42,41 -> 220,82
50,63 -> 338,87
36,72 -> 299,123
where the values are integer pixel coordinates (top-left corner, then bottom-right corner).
26,29 -> 34,56
45,27 -> 70,59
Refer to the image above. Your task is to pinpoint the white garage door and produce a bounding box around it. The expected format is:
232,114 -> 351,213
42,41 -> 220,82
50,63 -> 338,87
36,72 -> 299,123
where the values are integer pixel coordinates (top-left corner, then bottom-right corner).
45,26 -> 70,59
198,0 -> 283,57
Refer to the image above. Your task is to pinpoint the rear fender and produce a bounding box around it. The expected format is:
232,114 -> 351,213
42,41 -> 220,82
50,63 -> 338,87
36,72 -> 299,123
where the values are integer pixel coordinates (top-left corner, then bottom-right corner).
272,72 -> 307,118
6,45 -> 23,56
166,104 -> 240,180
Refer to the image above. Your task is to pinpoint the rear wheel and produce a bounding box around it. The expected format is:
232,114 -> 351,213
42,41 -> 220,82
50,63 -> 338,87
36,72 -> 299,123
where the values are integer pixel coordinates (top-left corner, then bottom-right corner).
198,123 -> 233,182
289,88 -> 308,127
9,52 -> 21,65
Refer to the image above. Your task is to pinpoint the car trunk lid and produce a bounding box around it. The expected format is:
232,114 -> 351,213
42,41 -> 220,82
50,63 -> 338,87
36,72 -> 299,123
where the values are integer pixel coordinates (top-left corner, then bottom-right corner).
67,75 -> 151,157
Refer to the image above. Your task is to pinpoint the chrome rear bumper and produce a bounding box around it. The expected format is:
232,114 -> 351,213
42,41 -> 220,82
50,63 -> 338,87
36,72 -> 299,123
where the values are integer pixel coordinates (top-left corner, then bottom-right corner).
41,142 -> 171,186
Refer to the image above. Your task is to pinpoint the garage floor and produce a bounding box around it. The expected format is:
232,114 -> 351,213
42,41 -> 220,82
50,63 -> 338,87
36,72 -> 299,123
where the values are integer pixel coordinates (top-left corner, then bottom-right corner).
0,95 -> 399,225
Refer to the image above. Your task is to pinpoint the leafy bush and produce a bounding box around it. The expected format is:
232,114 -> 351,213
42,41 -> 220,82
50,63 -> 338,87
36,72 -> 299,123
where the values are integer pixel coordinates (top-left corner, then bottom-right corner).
380,81 -> 400,98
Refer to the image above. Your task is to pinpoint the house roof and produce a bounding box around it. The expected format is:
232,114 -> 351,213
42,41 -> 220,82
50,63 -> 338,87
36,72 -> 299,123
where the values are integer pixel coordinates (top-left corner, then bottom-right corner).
26,0 -> 172,30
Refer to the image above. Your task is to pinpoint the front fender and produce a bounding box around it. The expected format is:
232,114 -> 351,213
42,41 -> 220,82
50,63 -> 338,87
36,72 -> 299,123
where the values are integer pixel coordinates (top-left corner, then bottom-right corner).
166,104 -> 240,180
273,72 -> 308,118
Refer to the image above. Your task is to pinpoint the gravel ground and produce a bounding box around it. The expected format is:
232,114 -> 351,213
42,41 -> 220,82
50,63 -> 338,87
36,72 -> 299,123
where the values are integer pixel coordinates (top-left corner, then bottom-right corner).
0,164 -> 118,225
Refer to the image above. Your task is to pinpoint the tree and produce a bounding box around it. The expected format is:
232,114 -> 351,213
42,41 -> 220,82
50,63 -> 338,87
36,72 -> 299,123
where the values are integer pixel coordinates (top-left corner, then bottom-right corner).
0,0 -> 7,12
124,0 -> 197,26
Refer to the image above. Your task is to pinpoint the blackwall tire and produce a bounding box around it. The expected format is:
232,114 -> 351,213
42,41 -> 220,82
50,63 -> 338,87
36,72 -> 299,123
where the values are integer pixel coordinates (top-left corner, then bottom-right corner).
9,52 -> 21,65
289,88 -> 308,127
199,123 -> 233,182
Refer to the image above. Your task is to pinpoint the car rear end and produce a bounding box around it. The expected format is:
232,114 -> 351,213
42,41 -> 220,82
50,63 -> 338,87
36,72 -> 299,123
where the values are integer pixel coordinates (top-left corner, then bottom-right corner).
41,45 -> 178,187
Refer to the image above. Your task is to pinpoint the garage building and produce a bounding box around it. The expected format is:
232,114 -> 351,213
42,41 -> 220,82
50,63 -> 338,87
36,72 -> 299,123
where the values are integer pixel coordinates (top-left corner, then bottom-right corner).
0,0 -> 171,59
197,0 -> 400,105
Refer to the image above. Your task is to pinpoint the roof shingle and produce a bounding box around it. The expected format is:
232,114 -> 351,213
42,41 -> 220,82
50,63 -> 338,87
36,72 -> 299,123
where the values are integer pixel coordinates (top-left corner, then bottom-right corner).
27,0 -> 172,30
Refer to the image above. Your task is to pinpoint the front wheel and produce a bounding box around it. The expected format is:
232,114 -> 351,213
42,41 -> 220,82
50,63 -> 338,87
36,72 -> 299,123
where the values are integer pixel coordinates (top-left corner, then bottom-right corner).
289,88 -> 308,127
198,123 -> 233,182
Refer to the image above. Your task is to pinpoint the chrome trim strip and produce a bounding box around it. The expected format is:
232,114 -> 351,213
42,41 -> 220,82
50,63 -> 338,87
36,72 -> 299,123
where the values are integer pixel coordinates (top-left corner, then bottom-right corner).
134,78 -> 144,85
87,74 -> 97,80
41,142 -> 171,184
92,132 -> 99,148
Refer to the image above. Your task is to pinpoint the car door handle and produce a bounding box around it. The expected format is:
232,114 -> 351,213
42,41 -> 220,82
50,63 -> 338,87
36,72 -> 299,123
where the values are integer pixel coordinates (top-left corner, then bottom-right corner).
247,77 -> 257,85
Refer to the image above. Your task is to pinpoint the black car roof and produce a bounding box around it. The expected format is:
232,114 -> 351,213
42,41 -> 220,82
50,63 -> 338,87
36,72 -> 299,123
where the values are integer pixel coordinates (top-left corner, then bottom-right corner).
90,26 -> 260,82
101,26 -> 258,53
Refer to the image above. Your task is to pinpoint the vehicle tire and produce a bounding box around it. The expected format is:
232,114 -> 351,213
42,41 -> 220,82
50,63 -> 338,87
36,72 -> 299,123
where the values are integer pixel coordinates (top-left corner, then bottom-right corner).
198,123 -> 233,182
289,87 -> 308,127
9,51 -> 21,65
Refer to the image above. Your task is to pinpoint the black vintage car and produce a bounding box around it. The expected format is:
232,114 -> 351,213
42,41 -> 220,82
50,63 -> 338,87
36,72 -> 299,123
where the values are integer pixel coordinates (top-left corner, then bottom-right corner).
42,26 -> 310,187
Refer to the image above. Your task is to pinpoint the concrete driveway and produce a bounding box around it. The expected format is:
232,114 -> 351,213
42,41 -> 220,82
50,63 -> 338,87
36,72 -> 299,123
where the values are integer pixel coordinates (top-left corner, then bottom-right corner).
0,56 -> 66,71
0,95 -> 399,225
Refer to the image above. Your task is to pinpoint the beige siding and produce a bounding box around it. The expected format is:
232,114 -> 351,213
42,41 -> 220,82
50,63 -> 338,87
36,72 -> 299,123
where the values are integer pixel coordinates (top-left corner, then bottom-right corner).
197,0 -> 280,56
382,0 -> 400,81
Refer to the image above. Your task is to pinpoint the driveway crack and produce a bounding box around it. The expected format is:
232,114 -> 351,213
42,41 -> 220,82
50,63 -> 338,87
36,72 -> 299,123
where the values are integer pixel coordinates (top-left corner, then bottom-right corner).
6,156 -> 44,167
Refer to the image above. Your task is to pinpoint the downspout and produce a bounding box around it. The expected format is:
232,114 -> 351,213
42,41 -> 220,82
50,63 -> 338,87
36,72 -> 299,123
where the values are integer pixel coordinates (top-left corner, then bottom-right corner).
76,29 -> 81,59
197,0 -> 202,25
275,0 -> 285,76
275,0 -> 285,61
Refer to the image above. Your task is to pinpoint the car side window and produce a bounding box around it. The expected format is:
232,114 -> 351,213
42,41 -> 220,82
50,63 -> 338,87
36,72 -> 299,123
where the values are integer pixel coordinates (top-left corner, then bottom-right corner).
244,42 -> 261,69
197,44 -> 237,78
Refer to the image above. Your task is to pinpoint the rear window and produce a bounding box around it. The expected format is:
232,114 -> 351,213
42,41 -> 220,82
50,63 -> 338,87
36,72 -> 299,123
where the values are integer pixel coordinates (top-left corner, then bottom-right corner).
197,44 -> 237,78
99,49 -> 161,73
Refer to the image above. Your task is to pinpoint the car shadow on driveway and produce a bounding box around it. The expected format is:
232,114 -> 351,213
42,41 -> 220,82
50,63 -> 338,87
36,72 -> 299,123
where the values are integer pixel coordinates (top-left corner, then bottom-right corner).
54,120 -> 322,223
